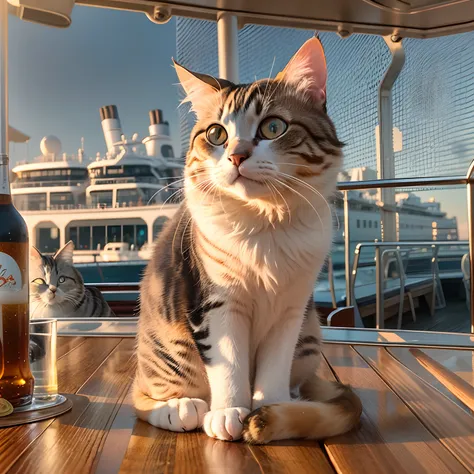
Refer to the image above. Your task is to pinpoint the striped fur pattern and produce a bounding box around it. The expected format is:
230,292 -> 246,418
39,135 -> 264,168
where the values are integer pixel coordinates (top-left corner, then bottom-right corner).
29,241 -> 113,319
134,37 -> 361,443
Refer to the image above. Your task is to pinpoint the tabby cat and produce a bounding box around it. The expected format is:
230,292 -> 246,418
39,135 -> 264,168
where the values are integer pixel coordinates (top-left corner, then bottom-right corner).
134,37 -> 362,443
30,241 -> 113,319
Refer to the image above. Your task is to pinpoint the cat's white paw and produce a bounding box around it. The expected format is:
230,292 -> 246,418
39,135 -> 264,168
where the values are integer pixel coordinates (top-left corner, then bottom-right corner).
203,407 -> 250,441
148,397 -> 209,432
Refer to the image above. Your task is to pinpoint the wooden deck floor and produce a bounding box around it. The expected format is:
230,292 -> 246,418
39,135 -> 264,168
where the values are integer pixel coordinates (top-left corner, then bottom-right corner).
0,336 -> 473,473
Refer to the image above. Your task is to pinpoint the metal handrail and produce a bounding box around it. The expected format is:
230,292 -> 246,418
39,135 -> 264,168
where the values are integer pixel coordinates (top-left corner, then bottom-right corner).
337,175 -> 466,191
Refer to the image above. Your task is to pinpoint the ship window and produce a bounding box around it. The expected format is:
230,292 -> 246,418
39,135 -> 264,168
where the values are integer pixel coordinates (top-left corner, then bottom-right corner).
13,193 -> 46,211
161,145 -> 174,158
363,220 -> 366,228
123,225 -> 135,245
78,226 -> 91,250
69,227 -> 78,248
374,221 -> 378,228
37,227 -> 60,253
107,225 -> 121,243
107,167 -> 123,175
92,226 -> 106,250
117,189 -> 141,206
136,225 -> 148,248
50,192 -> 74,208
369,221 -> 372,228
90,190 -> 113,208
356,219 -> 360,228
141,188 -> 162,204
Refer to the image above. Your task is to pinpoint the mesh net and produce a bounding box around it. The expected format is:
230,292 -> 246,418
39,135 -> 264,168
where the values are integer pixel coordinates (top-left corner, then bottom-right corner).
176,19 -> 474,179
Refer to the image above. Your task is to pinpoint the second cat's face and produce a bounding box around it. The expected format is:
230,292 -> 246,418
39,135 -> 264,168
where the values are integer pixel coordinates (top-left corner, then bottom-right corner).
30,242 -> 82,309
31,265 -> 76,305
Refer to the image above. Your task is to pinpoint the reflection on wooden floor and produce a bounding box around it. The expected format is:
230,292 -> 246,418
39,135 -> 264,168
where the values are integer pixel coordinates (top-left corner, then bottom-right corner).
1,336 -> 472,473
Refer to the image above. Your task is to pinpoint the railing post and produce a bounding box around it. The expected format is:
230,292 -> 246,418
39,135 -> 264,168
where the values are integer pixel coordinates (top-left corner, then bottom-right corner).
466,160 -> 474,333
344,190 -> 351,305
217,12 -> 239,83
377,36 -> 405,242
375,243 -> 384,329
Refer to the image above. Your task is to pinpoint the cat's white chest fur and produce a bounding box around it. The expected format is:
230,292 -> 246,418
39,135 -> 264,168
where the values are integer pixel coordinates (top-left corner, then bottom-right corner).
194,202 -> 332,293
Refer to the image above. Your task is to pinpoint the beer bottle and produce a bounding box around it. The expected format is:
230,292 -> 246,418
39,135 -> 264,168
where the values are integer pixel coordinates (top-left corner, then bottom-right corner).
0,155 -> 34,407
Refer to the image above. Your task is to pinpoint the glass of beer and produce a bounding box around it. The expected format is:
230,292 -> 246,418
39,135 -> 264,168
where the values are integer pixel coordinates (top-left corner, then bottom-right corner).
29,319 -> 58,400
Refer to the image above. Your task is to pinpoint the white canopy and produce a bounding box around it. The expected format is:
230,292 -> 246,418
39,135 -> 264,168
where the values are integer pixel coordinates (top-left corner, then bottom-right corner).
78,0 -> 474,38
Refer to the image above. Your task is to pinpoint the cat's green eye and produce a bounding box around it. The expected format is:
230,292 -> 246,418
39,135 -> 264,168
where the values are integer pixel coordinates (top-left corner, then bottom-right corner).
206,124 -> 228,146
258,117 -> 288,140
58,276 -> 66,284
32,278 -> 46,285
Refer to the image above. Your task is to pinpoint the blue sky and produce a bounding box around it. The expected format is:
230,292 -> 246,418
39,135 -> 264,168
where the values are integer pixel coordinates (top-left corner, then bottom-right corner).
8,6 -> 180,163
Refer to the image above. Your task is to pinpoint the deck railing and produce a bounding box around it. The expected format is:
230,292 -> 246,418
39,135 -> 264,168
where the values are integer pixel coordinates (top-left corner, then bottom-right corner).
337,164 -> 474,334
350,240 -> 469,329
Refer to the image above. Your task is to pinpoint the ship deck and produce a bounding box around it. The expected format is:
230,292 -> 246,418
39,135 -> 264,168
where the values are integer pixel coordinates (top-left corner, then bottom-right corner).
1,331 -> 473,473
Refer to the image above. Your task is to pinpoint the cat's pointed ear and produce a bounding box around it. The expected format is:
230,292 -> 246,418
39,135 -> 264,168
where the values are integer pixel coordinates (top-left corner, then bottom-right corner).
276,37 -> 327,105
30,246 -> 42,264
173,59 -> 233,118
54,240 -> 74,265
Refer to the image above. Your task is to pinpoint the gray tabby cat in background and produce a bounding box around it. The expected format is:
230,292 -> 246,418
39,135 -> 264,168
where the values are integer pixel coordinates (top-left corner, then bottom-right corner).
134,37 -> 362,444
30,241 -> 113,319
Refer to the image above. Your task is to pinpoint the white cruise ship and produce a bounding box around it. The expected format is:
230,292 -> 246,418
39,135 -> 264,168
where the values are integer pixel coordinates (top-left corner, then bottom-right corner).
11,105 -> 183,261
333,167 -> 458,244
11,110 -> 458,263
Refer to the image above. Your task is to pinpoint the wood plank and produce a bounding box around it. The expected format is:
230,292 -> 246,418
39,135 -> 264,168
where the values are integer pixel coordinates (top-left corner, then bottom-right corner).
58,337 -> 122,394
248,441 -> 335,474
121,422 -> 332,474
175,432 -> 262,474
56,336 -> 87,359
388,347 -> 474,412
119,421 -> 178,474
120,424 -> 263,474
355,345 -> 474,471
94,387 -> 136,474
0,394 -> 91,473
389,347 -> 474,386
0,338 -> 119,473
321,344 -> 469,474
8,339 -> 136,474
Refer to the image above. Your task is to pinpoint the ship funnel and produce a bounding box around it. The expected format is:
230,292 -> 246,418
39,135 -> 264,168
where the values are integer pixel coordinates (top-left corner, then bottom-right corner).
144,109 -> 174,158
100,105 -> 123,156
149,109 -> 170,136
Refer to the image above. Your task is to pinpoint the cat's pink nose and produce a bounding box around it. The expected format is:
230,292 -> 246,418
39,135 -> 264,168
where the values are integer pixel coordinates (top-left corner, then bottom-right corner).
228,152 -> 250,167
49,286 -> 57,294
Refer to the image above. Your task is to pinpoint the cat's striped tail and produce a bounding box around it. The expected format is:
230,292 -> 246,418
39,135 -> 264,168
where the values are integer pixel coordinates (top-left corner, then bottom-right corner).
242,378 -> 362,444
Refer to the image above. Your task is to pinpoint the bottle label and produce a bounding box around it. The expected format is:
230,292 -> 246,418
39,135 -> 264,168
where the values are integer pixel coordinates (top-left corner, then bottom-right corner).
0,252 -> 22,292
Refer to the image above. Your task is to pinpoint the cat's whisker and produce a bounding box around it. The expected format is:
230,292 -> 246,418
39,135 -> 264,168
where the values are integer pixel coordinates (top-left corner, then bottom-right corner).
277,171 -> 340,231
145,168 -> 211,206
262,180 -> 279,228
261,56 -> 276,107
273,178 -> 326,233
268,179 -> 292,224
